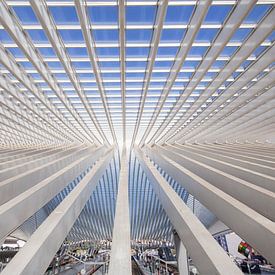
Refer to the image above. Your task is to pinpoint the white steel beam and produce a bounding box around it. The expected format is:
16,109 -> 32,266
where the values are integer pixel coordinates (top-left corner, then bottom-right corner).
0,113 -> 50,145
0,144 -> 71,169
135,145 -> 242,275
1,147 -> 114,275
0,22 -> 261,30
75,0 -> 118,144
233,126 -> 275,144
0,74 -> 79,144
118,0 -> 126,144
0,144 -> 74,170
0,51 -> 86,146
131,0 -> 168,147
172,143 -> 275,193
5,0 -> 274,6
0,1 -> 100,145
0,145 -> 95,204
204,107 -> 275,144
2,41 -> 272,49
0,94 -> 68,145
145,145 -> 275,264
157,144 -> 275,221
165,51 -> 275,145
201,143 -> 275,162
175,143 -> 275,177
0,105 -> 59,144
165,25 -> 275,144
0,147 -> 37,156
0,145 -> 106,243
29,0 -> 107,145
190,143 -> 275,168
108,147 -> 132,275
175,63 -> 275,145
138,0 -> 212,146
0,144 -> 84,181
149,0 -> 257,145
226,143 -> 275,153
177,75 -> 275,144
0,146 -> 59,163
216,139 -> 275,157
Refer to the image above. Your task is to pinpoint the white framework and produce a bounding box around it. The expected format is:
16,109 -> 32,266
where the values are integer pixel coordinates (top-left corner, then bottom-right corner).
0,0 -> 275,274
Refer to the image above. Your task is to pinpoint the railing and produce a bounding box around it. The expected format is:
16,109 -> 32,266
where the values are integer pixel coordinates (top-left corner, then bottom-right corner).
133,255 -> 178,275
44,251 -> 110,275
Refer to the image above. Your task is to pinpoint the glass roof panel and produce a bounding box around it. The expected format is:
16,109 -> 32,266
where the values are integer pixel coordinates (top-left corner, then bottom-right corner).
126,47 -> 149,56
252,46 -> 267,58
165,5 -> 194,24
66,47 -> 88,57
49,6 -> 79,24
219,46 -> 238,56
26,30 -> 50,42
59,29 -> 84,42
47,61 -> 65,69
12,6 -> 39,24
38,47 -> 57,57
93,29 -> 119,42
160,29 -> 186,42
126,29 -> 152,42
188,46 -> 209,57
0,30 -> 13,42
126,6 -> 156,24
7,47 -> 25,57
97,47 -> 119,57
18,61 -> 35,69
230,28 -> 252,42
157,47 -> 179,56
195,28 -> 219,42
204,5 -> 233,24
88,6 -> 118,24
244,4 -> 272,23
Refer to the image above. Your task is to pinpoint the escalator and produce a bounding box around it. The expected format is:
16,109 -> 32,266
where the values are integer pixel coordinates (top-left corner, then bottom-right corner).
132,257 -> 144,275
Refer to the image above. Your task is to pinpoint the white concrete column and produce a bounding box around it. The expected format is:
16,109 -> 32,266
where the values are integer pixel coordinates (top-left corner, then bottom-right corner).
157,144 -> 275,221
174,231 -> 189,275
0,145 -> 107,243
191,143 -> 275,168
0,145 -> 97,205
1,147 -> 114,275
0,145 -> 68,170
145,145 -> 275,265
135,145 -> 242,275
179,144 -> 275,177
0,144 -> 84,181
108,147 -> 132,275
171,143 -> 275,193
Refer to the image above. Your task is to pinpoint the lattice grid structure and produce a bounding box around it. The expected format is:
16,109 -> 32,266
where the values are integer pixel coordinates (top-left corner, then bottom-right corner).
0,1 -> 275,274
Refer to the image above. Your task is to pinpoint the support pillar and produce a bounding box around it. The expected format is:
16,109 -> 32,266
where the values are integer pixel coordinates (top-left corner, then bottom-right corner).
156,144 -> 275,221
135,146 -> 242,275
108,147 -> 132,275
0,145 -> 96,204
1,148 -> 114,275
174,231 -> 189,275
145,145 -> 275,265
0,146 -> 106,242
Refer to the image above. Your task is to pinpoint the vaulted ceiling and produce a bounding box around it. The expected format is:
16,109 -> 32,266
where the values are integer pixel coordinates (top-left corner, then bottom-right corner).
0,0 -> 274,242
